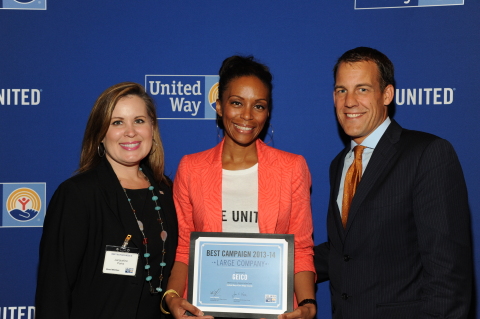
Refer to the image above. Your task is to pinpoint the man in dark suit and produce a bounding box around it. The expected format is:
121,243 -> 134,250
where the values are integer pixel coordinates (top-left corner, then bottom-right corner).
314,47 -> 472,318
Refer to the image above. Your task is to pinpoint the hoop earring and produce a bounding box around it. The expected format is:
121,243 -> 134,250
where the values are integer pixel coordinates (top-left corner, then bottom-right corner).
97,143 -> 105,157
264,124 -> 274,145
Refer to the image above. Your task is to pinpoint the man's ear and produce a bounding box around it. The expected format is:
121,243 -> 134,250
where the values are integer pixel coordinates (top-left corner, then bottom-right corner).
383,84 -> 394,106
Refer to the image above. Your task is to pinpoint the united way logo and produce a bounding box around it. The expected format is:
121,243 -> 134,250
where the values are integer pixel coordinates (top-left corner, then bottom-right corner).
1,183 -> 45,227
145,75 -> 219,119
0,0 -> 47,10
355,0 -> 463,9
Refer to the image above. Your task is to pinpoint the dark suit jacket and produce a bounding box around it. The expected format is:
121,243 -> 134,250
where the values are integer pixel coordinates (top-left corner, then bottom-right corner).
35,158 -> 178,319
315,120 -> 472,319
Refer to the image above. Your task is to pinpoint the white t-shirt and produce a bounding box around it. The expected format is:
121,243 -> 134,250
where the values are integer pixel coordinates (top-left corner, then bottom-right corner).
222,163 -> 259,233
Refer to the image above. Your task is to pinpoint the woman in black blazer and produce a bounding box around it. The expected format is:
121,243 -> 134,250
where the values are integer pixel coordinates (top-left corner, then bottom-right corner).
35,82 -> 178,318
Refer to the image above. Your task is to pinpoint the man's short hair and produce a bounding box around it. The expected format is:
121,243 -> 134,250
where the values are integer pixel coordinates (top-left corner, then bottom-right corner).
333,47 -> 395,91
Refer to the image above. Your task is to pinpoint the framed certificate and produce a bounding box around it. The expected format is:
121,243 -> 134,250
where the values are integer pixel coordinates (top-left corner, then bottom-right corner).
188,232 -> 294,319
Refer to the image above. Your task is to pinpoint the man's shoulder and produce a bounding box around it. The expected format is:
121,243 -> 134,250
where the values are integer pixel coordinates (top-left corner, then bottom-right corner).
397,127 -> 455,155
329,124 -> 449,165
399,127 -> 442,142
383,123 -> 460,166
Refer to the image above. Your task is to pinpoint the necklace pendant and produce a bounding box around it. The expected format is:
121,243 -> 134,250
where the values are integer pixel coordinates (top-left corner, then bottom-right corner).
161,230 -> 167,242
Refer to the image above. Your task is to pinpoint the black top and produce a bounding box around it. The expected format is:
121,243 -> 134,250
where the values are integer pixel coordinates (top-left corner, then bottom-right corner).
35,158 -> 178,319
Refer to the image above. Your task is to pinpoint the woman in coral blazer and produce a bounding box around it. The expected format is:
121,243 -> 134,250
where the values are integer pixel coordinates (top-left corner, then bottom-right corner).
163,56 -> 316,319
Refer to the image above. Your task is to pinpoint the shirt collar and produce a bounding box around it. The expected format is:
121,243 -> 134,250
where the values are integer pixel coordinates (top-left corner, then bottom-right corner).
350,117 -> 391,150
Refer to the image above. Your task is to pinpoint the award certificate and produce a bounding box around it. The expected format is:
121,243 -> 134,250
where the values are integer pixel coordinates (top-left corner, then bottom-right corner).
188,232 -> 293,319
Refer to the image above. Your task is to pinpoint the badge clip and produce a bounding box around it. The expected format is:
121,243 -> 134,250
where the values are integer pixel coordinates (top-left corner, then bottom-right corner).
121,235 -> 132,249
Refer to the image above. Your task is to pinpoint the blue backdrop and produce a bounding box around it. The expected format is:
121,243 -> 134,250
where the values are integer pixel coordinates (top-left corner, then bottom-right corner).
1,1 -> 479,317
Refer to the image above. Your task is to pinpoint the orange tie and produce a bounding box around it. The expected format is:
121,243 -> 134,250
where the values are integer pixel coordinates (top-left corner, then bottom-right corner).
341,145 -> 366,228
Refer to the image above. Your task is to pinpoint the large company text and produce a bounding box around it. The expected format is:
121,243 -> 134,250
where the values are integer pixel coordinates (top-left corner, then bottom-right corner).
395,88 -> 454,105
149,80 -> 202,116
0,89 -> 41,105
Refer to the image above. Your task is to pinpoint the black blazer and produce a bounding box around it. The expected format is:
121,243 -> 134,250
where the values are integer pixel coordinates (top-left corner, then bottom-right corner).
315,120 -> 472,319
35,158 -> 178,319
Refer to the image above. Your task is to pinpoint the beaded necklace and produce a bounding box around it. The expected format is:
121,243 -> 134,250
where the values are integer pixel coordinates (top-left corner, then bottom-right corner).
121,167 -> 167,294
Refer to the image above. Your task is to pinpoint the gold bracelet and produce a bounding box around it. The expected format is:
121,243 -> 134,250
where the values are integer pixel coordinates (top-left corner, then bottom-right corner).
160,289 -> 181,314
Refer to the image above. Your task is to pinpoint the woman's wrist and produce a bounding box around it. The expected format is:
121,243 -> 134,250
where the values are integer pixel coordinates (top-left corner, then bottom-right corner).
161,289 -> 181,314
297,298 -> 317,308
298,300 -> 316,319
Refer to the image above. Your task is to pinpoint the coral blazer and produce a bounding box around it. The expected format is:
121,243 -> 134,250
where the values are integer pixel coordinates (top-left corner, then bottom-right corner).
174,139 -> 314,274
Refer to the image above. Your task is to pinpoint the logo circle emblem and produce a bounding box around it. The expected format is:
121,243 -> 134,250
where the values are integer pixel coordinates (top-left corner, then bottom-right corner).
6,188 -> 41,222
14,0 -> 36,3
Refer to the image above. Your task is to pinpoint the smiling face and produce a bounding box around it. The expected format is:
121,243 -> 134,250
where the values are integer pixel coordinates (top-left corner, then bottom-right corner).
216,76 -> 270,147
103,95 -> 154,169
333,61 -> 394,144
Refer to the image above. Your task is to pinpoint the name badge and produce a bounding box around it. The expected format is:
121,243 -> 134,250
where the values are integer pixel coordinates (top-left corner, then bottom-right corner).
103,245 -> 139,276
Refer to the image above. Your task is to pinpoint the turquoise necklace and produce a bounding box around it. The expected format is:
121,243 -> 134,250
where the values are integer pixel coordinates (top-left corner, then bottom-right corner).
121,167 -> 167,294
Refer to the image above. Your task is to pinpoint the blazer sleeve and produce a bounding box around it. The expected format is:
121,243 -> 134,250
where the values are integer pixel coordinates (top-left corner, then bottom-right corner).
314,242 -> 329,283
413,138 -> 472,318
288,156 -> 315,274
173,155 -> 195,265
35,180 -> 90,318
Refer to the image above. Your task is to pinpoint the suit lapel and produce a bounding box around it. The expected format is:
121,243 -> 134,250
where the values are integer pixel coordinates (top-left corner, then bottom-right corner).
332,146 -> 350,242
257,140 -> 280,233
344,120 -> 402,234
